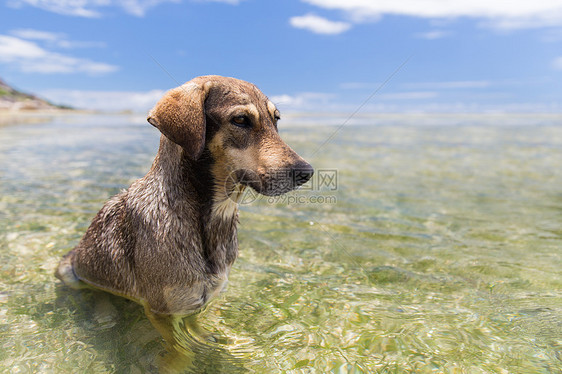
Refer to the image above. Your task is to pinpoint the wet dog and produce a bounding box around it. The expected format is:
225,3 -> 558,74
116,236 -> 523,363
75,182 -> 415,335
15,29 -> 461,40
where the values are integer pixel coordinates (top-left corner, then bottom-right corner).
56,75 -> 313,315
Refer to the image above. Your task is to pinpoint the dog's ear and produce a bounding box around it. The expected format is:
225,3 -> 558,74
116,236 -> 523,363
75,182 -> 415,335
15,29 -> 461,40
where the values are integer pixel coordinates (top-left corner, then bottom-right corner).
147,81 -> 212,160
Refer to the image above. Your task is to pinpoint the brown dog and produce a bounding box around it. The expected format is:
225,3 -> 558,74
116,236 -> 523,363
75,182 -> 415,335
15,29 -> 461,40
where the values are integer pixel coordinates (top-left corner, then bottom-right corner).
56,75 -> 313,315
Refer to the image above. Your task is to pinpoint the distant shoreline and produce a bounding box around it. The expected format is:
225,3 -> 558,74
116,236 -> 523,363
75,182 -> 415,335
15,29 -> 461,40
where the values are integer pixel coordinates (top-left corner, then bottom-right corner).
2,109 -> 562,128
0,109 -> 93,127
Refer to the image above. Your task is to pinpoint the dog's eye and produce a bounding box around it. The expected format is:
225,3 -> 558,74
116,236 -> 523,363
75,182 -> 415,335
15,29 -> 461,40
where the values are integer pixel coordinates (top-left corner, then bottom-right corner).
231,115 -> 251,128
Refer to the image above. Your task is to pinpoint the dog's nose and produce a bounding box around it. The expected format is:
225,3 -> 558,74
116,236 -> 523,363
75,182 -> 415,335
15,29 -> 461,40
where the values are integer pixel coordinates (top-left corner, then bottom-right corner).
292,161 -> 314,187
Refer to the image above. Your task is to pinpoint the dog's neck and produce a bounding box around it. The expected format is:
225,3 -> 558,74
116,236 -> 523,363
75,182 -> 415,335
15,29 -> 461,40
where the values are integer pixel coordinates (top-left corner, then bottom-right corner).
150,136 -> 239,273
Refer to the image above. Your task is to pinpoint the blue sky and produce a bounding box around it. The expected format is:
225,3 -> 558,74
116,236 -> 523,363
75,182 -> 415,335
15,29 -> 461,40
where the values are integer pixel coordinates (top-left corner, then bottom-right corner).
1,0 -> 561,113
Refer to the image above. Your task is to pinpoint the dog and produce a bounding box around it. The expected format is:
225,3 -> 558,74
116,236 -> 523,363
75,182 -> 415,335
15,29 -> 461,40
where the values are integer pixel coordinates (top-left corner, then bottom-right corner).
55,75 -> 313,315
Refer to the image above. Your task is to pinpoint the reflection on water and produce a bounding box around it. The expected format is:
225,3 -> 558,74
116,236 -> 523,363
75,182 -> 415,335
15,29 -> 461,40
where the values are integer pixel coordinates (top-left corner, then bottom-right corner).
147,310 -> 250,374
0,114 -> 561,372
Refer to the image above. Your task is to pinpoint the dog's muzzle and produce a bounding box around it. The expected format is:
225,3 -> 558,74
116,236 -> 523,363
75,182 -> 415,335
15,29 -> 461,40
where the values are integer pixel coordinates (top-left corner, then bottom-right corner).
233,161 -> 314,196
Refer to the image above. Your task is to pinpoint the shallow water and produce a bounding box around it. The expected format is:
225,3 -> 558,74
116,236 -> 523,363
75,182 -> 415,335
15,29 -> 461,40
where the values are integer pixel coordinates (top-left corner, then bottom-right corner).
0,114 -> 561,373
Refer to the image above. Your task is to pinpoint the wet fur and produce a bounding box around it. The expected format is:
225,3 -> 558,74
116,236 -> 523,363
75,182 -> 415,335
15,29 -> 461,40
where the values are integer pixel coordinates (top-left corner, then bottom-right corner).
56,76 -> 312,315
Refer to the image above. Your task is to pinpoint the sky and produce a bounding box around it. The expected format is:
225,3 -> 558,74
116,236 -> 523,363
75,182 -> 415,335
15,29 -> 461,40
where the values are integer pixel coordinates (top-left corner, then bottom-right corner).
1,0 -> 562,113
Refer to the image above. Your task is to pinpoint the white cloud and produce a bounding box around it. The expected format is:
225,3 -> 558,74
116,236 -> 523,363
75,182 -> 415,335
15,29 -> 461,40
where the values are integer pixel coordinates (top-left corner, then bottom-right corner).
0,35 -> 45,60
270,94 -> 298,106
378,91 -> 438,100
402,81 -> 491,90
40,89 -> 165,112
10,28 -> 106,49
202,0 -> 241,4
0,35 -> 118,74
301,0 -> 562,29
262,89 -> 561,114
118,0 -> 180,17
270,92 -> 337,111
290,13 -> 351,34
552,56 -> 562,70
10,0 -> 105,17
341,80 -> 490,91
414,30 -> 451,39
10,0 -> 238,17
339,82 -> 382,90
10,29 -> 64,42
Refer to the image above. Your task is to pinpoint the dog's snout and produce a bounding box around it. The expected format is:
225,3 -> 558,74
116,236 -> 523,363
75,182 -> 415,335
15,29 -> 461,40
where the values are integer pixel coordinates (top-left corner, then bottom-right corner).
292,161 -> 314,187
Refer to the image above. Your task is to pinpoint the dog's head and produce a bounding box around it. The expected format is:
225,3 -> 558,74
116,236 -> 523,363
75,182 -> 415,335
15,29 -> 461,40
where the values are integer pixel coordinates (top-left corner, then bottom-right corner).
148,75 -> 313,198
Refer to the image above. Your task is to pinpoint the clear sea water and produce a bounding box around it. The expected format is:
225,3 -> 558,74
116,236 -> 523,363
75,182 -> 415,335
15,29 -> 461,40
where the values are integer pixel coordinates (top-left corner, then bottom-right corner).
0,114 -> 560,373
